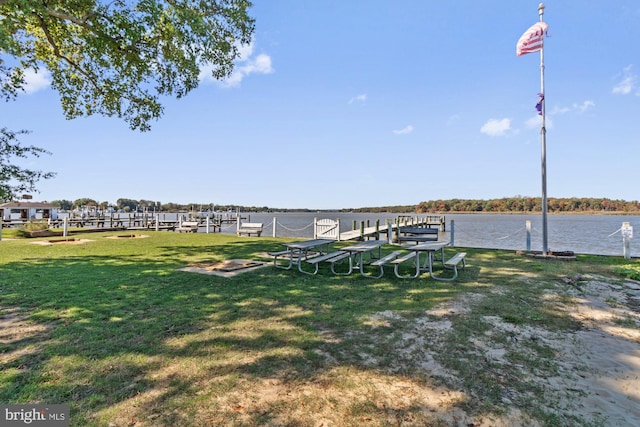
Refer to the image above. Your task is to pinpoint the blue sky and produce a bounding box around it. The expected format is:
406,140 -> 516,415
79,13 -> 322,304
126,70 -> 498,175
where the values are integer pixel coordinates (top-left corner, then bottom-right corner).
3,0 -> 640,210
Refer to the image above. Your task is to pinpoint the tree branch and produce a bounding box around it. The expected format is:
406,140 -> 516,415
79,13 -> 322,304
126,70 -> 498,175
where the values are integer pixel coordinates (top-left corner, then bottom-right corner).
42,6 -> 97,27
35,13 -> 102,91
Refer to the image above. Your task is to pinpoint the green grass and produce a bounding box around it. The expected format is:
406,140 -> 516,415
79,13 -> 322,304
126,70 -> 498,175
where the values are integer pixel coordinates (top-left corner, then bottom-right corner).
0,231 -> 636,426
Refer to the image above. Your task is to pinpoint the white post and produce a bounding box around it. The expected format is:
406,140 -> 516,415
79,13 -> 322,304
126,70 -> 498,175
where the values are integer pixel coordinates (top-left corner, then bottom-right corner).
387,219 -> 393,244
450,220 -> 455,247
336,218 -> 341,241
273,216 -> 277,238
155,214 -> 159,232
622,222 -> 633,260
526,220 -> 532,251
0,216 -> 3,241
236,215 -> 240,233
63,217 -> 69,237
206,214 -> 210,234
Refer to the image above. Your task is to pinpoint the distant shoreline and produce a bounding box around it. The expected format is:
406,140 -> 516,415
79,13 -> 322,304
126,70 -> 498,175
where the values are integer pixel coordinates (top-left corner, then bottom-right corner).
256,210 -> 639,216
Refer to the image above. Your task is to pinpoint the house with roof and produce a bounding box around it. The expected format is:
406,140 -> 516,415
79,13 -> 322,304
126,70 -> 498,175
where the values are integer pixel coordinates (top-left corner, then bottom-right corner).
0,201 -> 59,221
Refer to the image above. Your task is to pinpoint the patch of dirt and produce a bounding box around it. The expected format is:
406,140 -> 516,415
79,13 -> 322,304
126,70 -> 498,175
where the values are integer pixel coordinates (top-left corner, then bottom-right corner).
30,238 -> 93,246
193,259 -> 264,272
179,259 -> 268,277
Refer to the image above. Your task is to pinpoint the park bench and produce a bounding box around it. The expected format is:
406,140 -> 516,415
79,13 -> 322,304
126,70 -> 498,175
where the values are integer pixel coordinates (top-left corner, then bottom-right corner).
237,222 -> 263,237
396,226 -> 439,244
175,221 -> 199,233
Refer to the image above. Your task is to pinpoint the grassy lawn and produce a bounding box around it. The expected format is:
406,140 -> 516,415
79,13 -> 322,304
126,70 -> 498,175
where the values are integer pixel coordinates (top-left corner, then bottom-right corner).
0,231 -> 638,426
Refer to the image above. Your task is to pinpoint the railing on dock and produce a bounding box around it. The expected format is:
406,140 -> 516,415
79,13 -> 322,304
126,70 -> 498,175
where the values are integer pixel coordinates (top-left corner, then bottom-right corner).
312,215 -> 446,242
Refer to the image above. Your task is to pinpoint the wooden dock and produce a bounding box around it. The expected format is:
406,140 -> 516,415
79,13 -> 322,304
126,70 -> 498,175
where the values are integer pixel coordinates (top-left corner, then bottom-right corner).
37,213 -> 245,232
3,212 -> 445,241
338,215 -> 445,241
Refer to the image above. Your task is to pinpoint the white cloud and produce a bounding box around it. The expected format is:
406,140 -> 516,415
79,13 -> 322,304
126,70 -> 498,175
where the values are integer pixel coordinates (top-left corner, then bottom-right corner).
575,100 -> 595,113
550,100 -> 594,115
525,116 -> 540,129
525,114 -> 553,129
534,100 -> 591,130
480,118 -> 511,137
549,105 -> 570,115
236,42 -> 255,61
199,40 -> 273,87
393,125 -> 414,135
23,69 -> 51,94
349,94 -> 367,104
446,114 -> 461,126
612,65 -> 637,95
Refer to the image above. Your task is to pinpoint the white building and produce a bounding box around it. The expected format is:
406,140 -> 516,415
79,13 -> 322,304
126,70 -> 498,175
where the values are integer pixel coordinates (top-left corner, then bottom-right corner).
0,201 -> 59,221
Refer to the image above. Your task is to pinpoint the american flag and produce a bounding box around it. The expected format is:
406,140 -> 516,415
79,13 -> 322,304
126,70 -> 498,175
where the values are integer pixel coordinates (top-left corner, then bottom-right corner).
516,22 -> 548,56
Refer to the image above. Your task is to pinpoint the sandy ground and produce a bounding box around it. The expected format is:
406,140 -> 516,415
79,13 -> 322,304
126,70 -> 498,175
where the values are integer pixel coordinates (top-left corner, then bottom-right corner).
393,275 -> 640,426
550,277 -> 640,425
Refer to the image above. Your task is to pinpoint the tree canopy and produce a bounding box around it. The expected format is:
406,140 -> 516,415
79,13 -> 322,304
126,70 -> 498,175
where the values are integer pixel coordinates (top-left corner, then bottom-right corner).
0,0 -> 255,131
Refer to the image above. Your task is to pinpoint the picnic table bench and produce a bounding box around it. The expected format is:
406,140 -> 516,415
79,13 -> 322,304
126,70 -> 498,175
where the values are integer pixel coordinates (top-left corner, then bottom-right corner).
441,252 -> 467,281
237,222 -> 263,237
302,250 -> 350,275
368,250 -> 404,278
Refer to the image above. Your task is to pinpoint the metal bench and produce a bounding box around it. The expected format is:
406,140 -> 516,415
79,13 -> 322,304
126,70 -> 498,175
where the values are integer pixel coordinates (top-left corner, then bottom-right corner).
367,251 -> 404,278
237,222 -> 263,237
436,252 -> 467,281
390,252 -> 419,279
268,250 -> 295,269
300,251 -> 349,275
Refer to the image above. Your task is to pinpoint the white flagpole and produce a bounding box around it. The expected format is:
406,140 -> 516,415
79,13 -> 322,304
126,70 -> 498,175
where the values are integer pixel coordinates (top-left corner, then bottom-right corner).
538,3 -> 548,255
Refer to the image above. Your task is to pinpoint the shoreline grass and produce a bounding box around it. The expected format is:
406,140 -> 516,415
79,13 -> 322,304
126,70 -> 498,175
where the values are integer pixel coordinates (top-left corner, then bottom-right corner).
1,231 -> 638,426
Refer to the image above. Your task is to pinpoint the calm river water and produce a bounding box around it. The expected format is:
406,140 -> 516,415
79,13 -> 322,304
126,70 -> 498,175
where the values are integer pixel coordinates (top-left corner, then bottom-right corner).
229,212 -> 639,257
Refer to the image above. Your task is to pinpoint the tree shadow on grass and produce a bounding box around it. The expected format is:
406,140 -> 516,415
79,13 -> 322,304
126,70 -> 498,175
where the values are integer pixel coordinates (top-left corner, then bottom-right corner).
0,241 -> 483,425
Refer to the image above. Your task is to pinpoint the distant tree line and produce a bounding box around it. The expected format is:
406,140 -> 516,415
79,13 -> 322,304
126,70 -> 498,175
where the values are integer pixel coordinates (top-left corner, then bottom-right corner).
48,198 -> 268,213
416,197 -> 640,214
46,196 -> 640,214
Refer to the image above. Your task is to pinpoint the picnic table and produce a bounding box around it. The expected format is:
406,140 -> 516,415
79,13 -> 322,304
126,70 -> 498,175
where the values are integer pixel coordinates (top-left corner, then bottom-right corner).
339,239 -> 387,277
394,241 -> 466,281
269,238 -> 335,273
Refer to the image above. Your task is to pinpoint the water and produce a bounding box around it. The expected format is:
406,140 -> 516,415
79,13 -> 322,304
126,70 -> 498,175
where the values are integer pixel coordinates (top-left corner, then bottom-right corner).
233,212 -> 639,257
56,210 -> 639,257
